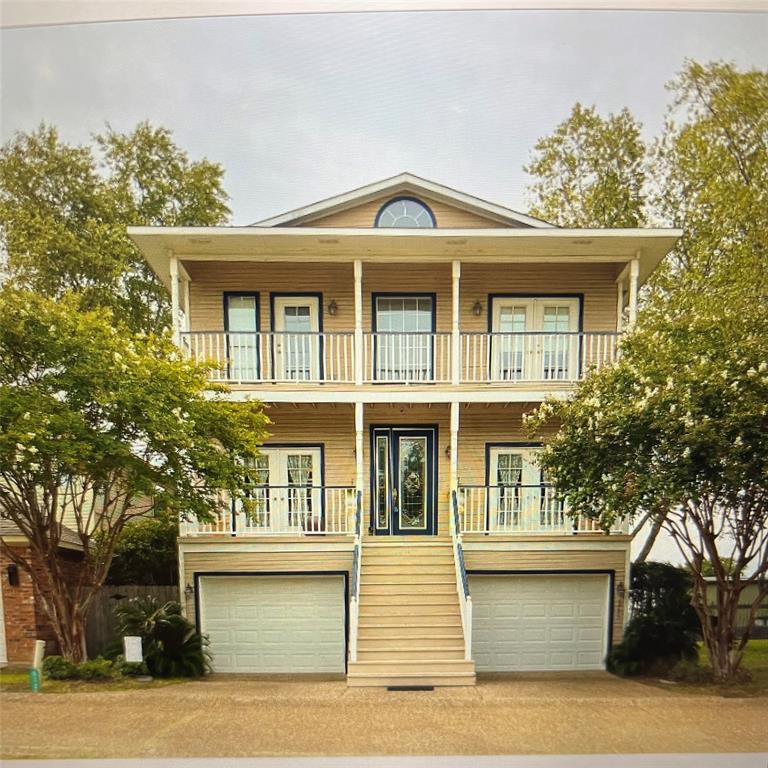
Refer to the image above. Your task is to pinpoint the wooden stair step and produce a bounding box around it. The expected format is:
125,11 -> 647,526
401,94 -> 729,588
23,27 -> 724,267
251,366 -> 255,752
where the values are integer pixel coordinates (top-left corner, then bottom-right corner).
360,594 -> 458,605
362,565 -> 454,575
358,630 -> 464,643
348,659 -> 475,675
357,648 -> 465,661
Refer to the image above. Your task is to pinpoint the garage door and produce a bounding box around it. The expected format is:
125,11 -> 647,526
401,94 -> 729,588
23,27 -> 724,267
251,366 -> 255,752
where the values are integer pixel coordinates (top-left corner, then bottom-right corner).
470,574 -> 609,671
199,575 -> 346,673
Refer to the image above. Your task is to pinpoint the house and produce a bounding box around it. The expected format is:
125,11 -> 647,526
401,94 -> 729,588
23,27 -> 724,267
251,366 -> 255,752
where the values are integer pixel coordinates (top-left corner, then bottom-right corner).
128,173 -> 681,686
0,520 -> 84,664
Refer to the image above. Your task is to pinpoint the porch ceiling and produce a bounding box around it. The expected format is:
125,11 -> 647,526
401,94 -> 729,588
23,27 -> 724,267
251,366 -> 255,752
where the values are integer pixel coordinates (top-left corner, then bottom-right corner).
127,225 -> 681,293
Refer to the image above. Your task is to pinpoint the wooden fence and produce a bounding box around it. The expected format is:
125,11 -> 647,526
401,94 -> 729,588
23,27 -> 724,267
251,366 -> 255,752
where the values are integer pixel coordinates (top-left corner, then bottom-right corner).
86,584 -> 178,657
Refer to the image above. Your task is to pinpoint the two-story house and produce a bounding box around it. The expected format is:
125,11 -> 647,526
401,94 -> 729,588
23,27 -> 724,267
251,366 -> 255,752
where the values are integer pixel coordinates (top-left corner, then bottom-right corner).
128,173 -> 681,687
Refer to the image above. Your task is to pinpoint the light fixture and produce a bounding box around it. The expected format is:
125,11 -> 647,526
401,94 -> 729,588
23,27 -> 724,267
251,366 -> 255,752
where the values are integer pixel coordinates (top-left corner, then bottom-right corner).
184,583 -> 194,597
328,299 -> 338,316
472,300 -> 483,317
617,581 -> 626,599
7,564 -> 19,587
445,444 -> 451,458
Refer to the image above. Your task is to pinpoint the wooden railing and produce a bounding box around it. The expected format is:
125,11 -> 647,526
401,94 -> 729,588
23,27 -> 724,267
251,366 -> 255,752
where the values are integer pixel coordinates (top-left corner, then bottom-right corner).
450,490 -> 473,661
180,486 -> 356,536
460,331 -> 621,383
180,331 -> 354,383
457,484 -> 628,535
363,332 -> 452,383
349,491 -> 363,664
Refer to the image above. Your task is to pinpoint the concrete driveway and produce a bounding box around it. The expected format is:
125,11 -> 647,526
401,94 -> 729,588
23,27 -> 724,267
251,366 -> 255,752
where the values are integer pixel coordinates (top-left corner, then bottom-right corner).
2,672 -> 767,759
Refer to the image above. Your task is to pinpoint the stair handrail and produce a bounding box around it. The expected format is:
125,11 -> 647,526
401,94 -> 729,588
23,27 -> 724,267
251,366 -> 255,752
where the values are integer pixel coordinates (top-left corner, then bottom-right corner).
349,490 -> 363,663
450,489 -> 472,661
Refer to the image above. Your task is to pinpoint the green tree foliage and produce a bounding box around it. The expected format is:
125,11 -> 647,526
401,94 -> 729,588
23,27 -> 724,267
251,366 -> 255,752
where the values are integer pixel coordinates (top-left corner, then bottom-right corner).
608,562 -> 700,676
649,61 -> 768,304
0,122 -> 230,333
0,288 -> 268,661
524,102 -> 647,227
105,513 -> 179,586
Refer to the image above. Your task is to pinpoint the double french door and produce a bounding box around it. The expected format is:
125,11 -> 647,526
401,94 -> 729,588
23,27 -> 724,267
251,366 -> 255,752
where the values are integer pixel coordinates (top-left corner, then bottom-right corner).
372,426 -> 437,536
239,447 -> 322,533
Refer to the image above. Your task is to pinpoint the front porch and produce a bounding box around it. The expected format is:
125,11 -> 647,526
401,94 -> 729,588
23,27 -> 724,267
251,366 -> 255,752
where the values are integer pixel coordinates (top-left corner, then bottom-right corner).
179,402 -> 628,539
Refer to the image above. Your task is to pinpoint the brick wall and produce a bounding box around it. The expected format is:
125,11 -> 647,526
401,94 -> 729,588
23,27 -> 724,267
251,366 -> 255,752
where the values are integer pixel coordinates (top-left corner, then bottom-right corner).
1,544 -> 83,663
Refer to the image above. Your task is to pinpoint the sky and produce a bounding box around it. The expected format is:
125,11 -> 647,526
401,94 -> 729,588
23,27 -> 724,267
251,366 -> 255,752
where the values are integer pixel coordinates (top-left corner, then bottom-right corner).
2,9 -> 767,226
1,9 -> 766,562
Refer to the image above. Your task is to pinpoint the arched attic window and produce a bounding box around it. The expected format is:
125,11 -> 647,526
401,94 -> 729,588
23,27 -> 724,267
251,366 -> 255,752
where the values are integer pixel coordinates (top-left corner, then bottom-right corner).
374,197 -> 436,228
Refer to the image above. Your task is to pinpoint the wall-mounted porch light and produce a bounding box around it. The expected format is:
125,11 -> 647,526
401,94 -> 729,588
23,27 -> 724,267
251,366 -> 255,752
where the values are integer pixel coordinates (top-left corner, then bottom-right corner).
184,583 -> 194,598
6,563 -> 19,587
617,581 -> 626,599
328,299 -> 339,316
472,300 -> 483,317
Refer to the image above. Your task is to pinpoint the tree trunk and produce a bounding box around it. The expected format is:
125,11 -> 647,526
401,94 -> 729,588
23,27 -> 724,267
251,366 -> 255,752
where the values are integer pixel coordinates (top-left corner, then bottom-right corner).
634,514 -> 665,564
691,576 -> 744,683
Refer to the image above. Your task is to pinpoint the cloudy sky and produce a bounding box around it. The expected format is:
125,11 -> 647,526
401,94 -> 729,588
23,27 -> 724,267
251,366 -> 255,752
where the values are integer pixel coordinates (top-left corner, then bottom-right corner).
2,9 -> 767,226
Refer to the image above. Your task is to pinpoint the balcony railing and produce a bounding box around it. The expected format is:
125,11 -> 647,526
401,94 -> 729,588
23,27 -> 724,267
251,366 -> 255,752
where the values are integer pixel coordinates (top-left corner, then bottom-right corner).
181,331 -> 354,383
181,330 -> 620,385
461,331 -> 620,383
180,485 -> 356,536
457,484 -> 627,535
363,332 -> 452,383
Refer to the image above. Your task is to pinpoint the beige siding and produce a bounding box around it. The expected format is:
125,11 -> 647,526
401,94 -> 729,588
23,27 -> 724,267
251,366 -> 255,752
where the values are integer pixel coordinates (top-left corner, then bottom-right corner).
185,261 -> 353,334
184,261 -> 619,336
461,263 -> 620,334
182,547 -> 354,625
464,547 -> 629,643
261,403 -> 356,488
457,404 -> 558,488
303,193 -> 511,229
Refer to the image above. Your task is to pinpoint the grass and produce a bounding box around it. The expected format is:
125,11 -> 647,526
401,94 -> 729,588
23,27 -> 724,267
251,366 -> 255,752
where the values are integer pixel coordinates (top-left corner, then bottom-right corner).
642,639 -> 768,698
0,665 -> 191,694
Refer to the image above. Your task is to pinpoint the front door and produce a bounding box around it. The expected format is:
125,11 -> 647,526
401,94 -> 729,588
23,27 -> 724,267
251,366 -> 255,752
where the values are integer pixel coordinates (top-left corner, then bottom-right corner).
372,426 -> 437,535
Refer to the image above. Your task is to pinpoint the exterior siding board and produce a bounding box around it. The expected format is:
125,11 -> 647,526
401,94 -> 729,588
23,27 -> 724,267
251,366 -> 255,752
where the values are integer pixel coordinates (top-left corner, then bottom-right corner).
302,193 -> 510,229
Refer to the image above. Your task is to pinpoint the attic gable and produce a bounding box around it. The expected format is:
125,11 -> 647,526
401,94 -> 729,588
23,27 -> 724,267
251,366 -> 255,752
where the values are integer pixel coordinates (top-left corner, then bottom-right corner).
251,173 -> 554,230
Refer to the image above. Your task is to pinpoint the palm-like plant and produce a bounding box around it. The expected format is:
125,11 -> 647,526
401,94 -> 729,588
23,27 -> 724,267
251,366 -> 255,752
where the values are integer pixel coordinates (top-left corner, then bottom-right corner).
115,597 -> 210,677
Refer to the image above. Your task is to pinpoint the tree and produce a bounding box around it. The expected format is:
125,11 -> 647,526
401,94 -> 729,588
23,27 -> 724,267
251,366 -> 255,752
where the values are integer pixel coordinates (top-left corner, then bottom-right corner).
526,295 -> 768,682
648,61 -> 768,304
0,123 -> 230,333
0,288 -> 268,661
524,102 -> 647,227
105,513 -> 179,586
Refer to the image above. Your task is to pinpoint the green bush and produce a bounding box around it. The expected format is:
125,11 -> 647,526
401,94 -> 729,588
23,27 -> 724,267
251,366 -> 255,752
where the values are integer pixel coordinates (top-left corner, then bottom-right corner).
42,655 -> 78,680
114,596 -> 210,678
607,561 -> 701,677
105,513 -> 179,585
76,657 -> 116,680
117,660 -> 150,677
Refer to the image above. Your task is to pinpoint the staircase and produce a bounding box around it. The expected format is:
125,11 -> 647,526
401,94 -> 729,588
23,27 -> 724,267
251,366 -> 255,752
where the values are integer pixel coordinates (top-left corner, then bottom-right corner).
347,541 -> 476,687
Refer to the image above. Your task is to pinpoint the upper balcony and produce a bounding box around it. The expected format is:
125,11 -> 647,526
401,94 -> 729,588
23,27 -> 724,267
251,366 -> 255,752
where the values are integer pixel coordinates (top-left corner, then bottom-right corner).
181,329 -> 621,386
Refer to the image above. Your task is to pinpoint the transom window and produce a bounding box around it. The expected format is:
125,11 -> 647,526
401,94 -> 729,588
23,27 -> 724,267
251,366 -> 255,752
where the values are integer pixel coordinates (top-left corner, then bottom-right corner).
375,197 -> 435,228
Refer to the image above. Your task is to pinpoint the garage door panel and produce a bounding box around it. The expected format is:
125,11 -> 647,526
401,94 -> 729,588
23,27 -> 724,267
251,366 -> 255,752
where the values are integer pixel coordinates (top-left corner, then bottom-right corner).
470,574 -> 609,672
200,576 -> 345,673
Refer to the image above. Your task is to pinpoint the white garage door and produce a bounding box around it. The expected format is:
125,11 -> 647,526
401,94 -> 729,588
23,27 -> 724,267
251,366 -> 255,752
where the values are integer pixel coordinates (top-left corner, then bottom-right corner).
470,574 -> 609,671
199,575 -> 345,673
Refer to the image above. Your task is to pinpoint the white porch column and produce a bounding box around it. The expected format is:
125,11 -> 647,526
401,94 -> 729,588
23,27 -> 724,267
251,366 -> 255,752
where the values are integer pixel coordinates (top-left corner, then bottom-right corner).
354,259 -> 363,385
169,251 -> 180,345
355,401 -> 364,500
628,256 -> 640,327
449,401 -> 459,494
182,276 -> 191,332
616,280 -> 624,333
451,260 -> 461,385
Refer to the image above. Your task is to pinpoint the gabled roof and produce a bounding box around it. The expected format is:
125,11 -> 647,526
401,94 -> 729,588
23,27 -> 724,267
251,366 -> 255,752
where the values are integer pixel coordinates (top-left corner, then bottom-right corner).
251,172 -> 555,229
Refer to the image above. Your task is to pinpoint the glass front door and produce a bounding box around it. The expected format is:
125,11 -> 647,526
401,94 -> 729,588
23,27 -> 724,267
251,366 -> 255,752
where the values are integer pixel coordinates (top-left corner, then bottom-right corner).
372,426 -> 436,535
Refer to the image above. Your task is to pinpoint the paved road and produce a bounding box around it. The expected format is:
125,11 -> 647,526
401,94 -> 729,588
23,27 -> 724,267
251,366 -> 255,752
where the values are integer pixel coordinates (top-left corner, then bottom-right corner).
1,673 -> 767,759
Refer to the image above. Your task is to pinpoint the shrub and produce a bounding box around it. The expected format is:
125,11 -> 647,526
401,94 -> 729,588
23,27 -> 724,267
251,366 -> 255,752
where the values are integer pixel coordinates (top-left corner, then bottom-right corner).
117,660 -> 150,677
607,561 -> 701,677
76,657 -> 116,680
114,596 -> 210,678
42,655 -> 78,680
105,513 -> 179,586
